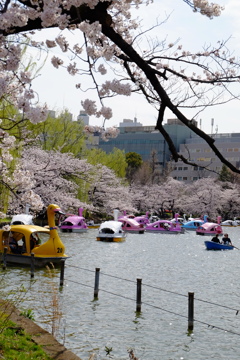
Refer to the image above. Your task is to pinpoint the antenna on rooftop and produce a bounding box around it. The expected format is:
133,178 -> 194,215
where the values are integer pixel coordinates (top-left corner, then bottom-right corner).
211,118 -> 214,135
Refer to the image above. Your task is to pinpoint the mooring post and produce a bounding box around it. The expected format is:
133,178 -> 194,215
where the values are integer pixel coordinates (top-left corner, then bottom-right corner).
136,278 -> 142,313
188,292 -> 194,331
30,253 -> 35,278
2,247 -> 7,269
60,259 -> 65,286
94,267 -> 100,299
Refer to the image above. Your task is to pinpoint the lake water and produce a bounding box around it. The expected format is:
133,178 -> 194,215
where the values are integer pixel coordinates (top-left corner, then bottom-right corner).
2,227 -> 240,360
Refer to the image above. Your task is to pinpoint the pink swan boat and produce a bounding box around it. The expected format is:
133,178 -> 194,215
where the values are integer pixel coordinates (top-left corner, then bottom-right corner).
134,212 -> 150,226
118,215 -> 145,234
196,216 -> 223,236
60,208 -> 88,233
145,214 -> 185,234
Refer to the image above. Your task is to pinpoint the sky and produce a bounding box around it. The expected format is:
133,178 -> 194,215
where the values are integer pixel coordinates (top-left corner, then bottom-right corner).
29,0 -> 240,135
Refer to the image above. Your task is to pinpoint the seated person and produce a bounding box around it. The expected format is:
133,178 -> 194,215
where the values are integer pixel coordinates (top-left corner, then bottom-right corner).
30,234 -> 39,251
222,233 -> 232,245
9,237 -> 21,254
211,234 -> 220,243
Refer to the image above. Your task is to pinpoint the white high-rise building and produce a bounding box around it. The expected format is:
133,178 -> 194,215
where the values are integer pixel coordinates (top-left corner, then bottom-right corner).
77,110 -> 89,125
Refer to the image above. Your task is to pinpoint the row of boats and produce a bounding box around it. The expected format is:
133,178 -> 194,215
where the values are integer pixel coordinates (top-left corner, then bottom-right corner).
0,207 -> 238,268
58,210 -> 234,238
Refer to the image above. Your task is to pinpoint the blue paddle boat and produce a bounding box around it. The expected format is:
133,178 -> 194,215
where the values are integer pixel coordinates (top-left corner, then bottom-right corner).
182,219 -> 204,231
204,240 -> 234,250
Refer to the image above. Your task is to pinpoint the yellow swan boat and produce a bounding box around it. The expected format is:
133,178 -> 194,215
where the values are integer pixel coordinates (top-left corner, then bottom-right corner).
0,204 -> 69,267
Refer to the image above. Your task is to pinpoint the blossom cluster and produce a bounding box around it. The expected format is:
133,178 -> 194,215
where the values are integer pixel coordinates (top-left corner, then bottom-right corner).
193,0 -> 224,18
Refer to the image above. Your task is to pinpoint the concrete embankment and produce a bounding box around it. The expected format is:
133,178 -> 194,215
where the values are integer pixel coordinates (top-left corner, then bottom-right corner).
1,300 -> 82,360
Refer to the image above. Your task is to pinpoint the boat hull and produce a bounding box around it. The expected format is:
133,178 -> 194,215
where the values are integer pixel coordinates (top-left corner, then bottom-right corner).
145,229 -> 184,234
96,235 -> 126,242
0,253 -> 69,267
60,228 -> 88,233
204,241 -> 234,250
87,224 -> 100,229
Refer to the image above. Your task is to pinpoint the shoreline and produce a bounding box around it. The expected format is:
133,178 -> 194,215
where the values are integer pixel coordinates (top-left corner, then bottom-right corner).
0,300 -> 82,360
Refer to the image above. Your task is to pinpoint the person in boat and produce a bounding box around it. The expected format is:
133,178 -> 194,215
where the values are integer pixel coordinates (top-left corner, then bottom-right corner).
211,234 -> 220,243
30,234 -> 39,251
9,235 -> 21,254
222,233 -> 232,245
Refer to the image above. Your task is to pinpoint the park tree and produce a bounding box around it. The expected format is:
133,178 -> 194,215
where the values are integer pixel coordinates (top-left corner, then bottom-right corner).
126,151 -> 143,182
2,1 -> 240,216
218,164 -> 236,184
86,164 -> 135,215
85,147 -> 127,178
7,146 -> 133,217
132,161 -> 152,186
27,110 -> 87,156
7,146 -> 95,214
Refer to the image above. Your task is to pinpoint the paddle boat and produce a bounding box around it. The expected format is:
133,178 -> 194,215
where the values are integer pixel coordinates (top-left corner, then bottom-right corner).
96,220 -> 126,242
196,216 -> 223,236
86,220 -> 101,229
119,211 -> 149,226
11,213 -> 34,225
204,241 -> 234,250
0,204 -> 69,267
182,219 -> 205,231
170,213 -> 187,226
97,209 -> 126,242
118,216 -> 145,234
134,212 -> 150,226
221,219 -> 238,227
145,219 -> 185,234
59,208 -> 88,233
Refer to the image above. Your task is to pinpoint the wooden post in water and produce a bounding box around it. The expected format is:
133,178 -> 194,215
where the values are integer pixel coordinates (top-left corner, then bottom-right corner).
30,253 -> 35,278
94,268 -> 100,299
60,259 -> 65,286
188,292 -> 194,331
2,247 -> 7,269
136,278 -> 142,313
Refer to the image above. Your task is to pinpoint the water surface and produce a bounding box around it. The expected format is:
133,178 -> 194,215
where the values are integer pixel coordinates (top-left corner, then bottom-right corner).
2,227 -> 240,360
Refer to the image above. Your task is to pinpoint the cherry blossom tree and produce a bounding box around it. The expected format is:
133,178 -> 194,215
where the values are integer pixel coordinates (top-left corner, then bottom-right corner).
6,146 -> 134,217
1,0 -> 240,180
7,146 -> 95,214
129,176 -> 240,219
2,0 -> 240,219
88,164 -> 136,215
130,178 -> 185,215
175,177 -> 240,219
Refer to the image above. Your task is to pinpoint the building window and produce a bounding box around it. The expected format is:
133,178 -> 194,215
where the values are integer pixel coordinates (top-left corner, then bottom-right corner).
234,148 -> 239,152
228,148 -> 233,152
178,167 -> 182,170
183,177 -> 187,181
177,177 -> 182,181
194,166 -> 198,171
183,167 -> 188,170
193,177 -> 199,181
